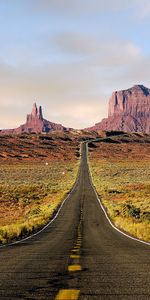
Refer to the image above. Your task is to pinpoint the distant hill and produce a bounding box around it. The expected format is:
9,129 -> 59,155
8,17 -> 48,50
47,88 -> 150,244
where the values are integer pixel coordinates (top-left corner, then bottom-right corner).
0,103 -> 71,135
0,130 -> 99,162
88,85 -> 150,133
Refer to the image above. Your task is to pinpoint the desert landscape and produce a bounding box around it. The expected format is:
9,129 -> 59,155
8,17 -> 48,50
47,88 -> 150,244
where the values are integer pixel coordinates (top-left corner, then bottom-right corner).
0,94 -> 149,300
1,2 -> 150,299
0,129 -> 99,244
0,86 -> 150,245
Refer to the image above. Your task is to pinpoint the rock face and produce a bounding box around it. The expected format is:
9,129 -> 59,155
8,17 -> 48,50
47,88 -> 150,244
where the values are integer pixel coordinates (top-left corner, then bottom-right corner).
0,103 -> 70,134
89,85 -> 150,133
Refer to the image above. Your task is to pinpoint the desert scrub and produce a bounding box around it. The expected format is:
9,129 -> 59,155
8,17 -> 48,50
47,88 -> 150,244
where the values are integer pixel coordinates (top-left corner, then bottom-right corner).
0,161 -> 79,244
89,143 -> 150,242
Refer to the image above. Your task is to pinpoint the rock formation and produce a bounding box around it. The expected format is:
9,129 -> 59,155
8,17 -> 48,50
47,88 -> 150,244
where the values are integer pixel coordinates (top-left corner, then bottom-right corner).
0,103 -> 70,134
89,85 -> 150,133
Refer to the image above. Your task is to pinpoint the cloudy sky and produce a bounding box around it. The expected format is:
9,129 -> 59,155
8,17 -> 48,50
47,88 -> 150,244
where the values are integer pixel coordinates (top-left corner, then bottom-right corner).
1,0 -> 150,129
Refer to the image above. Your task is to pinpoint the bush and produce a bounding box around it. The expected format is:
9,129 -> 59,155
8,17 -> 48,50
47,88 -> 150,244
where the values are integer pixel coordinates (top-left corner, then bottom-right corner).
128,206 -> 140,218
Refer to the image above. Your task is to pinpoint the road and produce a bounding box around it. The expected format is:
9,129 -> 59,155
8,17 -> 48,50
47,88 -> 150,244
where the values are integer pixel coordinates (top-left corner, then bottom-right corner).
0,143 -> 149,300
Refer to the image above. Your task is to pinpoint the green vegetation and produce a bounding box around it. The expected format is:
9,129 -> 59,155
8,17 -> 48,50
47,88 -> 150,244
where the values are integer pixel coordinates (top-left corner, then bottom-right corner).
89,149 -> 150,242
0,161 -> 79,244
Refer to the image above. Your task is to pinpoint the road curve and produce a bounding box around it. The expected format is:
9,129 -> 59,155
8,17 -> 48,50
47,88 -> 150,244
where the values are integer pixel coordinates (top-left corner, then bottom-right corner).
0,143 -> 149,300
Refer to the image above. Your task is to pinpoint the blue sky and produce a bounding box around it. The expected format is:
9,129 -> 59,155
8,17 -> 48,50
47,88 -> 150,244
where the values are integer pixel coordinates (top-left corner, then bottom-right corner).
0,0 -> 150,129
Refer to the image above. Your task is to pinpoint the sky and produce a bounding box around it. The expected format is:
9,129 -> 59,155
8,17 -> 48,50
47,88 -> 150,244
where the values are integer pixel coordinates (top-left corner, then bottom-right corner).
1,0 -> 150,129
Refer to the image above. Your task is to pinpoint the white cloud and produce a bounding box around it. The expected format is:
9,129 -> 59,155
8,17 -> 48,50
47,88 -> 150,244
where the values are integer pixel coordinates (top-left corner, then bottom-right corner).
25,0 -> 137,16
53,32 -> 141,65
135,0 -> 150,18
0,33 -> 143,129
31,0 -> 150,20
0,60 -> 106,129
0,0 -> 149,129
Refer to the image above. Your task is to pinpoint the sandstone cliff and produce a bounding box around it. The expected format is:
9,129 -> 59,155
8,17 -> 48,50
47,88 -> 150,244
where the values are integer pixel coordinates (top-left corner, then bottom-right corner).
0,103 -> 70,134
89,85 -> 150,133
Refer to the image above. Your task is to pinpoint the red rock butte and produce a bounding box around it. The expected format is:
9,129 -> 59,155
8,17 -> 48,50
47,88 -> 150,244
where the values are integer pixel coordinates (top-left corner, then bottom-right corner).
1,85 -> 150,135
0,103 -> 70,134
88,85 -> 150,133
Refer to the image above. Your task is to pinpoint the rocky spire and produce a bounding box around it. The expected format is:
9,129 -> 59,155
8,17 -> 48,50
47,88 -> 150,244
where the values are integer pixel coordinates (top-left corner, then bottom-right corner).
31,103 -> 38,117
38,105 -> 43,120
30,103 -> 43,120
0,101 -> 70,134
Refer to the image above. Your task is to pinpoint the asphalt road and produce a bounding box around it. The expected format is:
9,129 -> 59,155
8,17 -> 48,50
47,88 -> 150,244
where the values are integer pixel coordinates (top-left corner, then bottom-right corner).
0,143 -> 149,300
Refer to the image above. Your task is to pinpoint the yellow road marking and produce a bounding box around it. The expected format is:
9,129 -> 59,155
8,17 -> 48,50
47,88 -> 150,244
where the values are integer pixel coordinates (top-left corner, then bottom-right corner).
55,289 -> 80,300
68,265 -> 81,272
71,249 -> 79,252
70,255 -> 80,259
72,249 -> 80,252
75,243 -> 81,247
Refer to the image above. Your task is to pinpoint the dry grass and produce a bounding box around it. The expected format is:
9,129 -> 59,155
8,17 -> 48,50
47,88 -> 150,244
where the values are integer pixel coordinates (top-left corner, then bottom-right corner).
0,131 -> 99,244
89,139 -> 150,242
0,161 -> 79,244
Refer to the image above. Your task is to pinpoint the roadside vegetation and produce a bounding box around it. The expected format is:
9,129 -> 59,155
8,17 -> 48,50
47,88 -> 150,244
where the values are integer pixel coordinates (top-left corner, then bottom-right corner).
0,161 -> 79,244
89,139 -> 150,242
0,131 -> 99,245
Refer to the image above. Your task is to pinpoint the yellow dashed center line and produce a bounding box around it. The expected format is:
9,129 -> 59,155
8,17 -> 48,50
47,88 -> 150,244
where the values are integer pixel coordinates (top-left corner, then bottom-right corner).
68,265 -> 82,272
69,216 -> 82,272
73,246 -> 80,249
55,210 -> 83,299
55,289 -> 80,300
70,255 -> 80,259
71,248 -> 79,251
